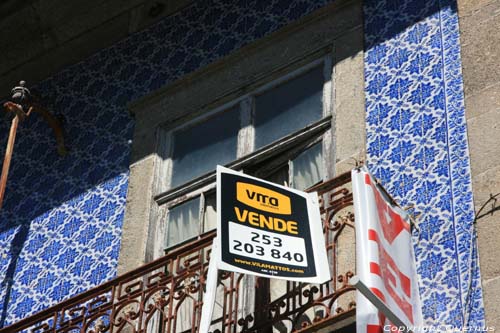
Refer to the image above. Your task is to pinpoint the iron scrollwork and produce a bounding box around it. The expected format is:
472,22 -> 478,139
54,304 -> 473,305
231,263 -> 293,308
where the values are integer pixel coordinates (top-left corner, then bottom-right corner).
1,172 -> 356,333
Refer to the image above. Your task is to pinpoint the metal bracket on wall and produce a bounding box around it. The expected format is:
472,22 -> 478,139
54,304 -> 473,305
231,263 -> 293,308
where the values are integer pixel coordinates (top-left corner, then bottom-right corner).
0,81 -> 67,210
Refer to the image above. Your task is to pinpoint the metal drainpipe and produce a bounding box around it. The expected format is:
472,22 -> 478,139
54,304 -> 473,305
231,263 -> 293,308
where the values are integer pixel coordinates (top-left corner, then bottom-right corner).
0,81 -> 66,210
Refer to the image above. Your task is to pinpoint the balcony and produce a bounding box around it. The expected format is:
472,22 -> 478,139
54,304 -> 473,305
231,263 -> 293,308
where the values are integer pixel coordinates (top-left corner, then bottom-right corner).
0,172 -> 356,333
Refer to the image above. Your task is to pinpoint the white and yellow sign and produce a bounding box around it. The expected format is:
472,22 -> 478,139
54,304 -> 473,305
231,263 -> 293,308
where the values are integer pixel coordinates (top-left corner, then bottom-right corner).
216,165 -> 330,282
200,166 -> 332,332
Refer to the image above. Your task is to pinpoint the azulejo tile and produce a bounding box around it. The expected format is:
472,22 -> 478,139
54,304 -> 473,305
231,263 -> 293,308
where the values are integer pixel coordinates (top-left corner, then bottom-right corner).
364,0 -> 484,327
0,0 -> 484,328
0,0 -> 337,326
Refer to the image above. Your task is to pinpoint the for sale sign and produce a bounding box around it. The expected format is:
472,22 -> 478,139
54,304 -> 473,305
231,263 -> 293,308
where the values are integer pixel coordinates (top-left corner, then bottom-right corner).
216,166 -> 330,283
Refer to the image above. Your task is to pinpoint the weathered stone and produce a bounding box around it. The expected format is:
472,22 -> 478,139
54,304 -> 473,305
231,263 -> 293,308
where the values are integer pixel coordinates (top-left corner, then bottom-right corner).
474,166 -> 500,281
482,276 -> 500,328
467,109 -> 500,177
477,213 -> 500,282
117,155 -> 155,274
334,26 -> 365,163
459,0 -> 500,96
335,153 -> 365,175
465,82 -> 500,120
0,5 -> 46,74
37,0 -> 142,44
476,230 -> 500,284
472,165 -> 500,206
0,11 -> 130,95
458,0 -> 498,16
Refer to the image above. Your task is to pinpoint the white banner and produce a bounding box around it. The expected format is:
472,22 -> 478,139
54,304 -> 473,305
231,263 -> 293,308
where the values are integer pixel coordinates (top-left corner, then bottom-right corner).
352,167 -> 423,332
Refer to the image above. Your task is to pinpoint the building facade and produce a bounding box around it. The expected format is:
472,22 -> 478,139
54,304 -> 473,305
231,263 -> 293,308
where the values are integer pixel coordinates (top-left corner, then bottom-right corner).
0,0 -> 498,330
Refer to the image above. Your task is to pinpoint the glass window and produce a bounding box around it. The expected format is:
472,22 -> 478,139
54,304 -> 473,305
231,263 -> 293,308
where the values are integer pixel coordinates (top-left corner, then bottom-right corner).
265,166 -> 289,187
163,58 -> 332,250
166,197 -> 201,247
254,66 -> 324,149
171,108 -> 240,188
291,142 -> 324,190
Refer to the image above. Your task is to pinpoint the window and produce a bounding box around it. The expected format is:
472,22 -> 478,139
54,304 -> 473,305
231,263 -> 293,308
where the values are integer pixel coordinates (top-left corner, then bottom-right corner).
291,141 -> 324,190
159,57 -> 333,249
253,65 -> 324,149
170,108 -> 240,188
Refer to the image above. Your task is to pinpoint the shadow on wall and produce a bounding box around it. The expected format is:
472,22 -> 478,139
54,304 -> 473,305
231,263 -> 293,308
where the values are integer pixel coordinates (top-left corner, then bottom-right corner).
0,83 -> 133,325
0,0 -> 468,328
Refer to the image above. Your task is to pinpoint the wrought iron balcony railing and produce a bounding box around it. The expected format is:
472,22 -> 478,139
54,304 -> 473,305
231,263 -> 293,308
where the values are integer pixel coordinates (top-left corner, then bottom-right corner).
0,171 -> 356,333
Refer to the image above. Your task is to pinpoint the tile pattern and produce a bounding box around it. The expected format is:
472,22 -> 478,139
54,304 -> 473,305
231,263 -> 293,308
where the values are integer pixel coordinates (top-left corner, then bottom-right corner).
364,0 -> 485,327
0,0 -> 333,326
0,0 -> 485,328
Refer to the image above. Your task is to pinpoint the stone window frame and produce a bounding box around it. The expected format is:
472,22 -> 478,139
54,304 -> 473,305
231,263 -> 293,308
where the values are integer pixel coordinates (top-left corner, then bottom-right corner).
120,1 -> 365,273
152,54 -> 337,253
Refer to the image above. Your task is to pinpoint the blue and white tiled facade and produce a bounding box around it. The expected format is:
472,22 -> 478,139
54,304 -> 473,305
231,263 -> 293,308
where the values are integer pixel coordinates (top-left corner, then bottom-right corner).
0,0 -> 334,326
0,0 -> 485,328
364,0 -> 485,327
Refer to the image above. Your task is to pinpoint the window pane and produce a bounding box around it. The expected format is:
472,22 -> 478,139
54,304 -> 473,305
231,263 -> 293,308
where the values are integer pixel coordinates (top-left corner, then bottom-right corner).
171,108 -> 239,188
166,197 -> 200,247
265,165 -> 289,187
203,192 -> 217,232
291,142 -> 323,190
254,66 -> 324,149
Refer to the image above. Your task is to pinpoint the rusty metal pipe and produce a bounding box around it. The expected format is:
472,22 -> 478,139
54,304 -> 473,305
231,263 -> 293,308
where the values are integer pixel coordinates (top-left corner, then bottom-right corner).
0,93 -> 67,210
0,114 -> 20,210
